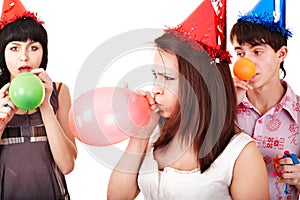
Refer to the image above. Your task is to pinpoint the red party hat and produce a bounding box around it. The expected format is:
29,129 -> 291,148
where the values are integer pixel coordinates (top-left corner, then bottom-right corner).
0,0 -> 43,30
165,0 -> 231,63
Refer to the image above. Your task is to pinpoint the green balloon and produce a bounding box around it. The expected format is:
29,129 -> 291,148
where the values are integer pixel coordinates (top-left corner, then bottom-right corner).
9,72 -> 45,110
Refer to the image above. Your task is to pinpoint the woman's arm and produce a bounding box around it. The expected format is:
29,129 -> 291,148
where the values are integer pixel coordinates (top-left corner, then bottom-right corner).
107,137 -> 149,200
40,82 -> 77,174
230,141 -> 270,200
108,90 -> 160,200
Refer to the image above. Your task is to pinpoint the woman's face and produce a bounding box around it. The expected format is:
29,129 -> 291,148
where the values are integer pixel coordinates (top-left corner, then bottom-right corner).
5,39 -> 43,79
152,50 -> 179,118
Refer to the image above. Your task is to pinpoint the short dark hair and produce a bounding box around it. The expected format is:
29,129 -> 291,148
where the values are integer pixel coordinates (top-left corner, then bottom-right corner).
230,21 -> 287,78
0,18 -> 48,87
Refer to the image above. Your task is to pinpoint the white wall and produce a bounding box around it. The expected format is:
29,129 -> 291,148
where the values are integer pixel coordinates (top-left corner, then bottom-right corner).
3,0 -> 299,199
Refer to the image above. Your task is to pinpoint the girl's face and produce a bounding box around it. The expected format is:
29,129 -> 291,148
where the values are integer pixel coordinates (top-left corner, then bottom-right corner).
5,40 -> 43,79
231,37 -> 286,88
152,50 -> 179,118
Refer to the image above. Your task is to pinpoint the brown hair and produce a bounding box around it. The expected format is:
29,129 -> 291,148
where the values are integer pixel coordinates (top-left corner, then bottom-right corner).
153,33 -> 237,172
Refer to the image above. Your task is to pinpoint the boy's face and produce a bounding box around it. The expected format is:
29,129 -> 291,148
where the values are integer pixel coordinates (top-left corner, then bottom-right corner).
231,35 -> 287,88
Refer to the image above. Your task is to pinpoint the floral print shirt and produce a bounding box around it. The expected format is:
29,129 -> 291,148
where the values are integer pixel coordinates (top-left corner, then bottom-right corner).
236,81 -> 300,200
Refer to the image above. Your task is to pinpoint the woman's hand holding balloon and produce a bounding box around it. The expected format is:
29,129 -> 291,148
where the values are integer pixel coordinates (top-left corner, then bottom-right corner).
30,68 -> 53,109
0,83 -> 17,132
133,90 -> 160,140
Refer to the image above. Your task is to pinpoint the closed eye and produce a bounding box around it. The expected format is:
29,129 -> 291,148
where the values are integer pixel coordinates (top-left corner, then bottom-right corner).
164,76 -> 175,81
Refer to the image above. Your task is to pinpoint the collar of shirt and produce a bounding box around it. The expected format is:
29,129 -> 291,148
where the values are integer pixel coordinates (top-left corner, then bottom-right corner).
240,80 -> 299,124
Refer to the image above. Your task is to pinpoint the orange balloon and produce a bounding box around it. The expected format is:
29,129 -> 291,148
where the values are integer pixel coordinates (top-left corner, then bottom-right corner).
233,58 -> 256,80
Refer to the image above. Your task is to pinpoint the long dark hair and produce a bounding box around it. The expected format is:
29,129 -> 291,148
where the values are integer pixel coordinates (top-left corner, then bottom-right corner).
230,21 -> 287,78
153,33 -> 237,172
0,18 -> 48,87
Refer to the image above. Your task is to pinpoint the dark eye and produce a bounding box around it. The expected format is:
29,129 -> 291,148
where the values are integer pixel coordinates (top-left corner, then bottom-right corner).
30,46 -> 38,51
236,52 -> 244,57
255,50 -> 262,55
10,46 -> 18,51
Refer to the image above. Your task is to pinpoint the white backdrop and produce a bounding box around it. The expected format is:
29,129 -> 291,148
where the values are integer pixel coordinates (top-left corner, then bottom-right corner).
1,0 -> 299,199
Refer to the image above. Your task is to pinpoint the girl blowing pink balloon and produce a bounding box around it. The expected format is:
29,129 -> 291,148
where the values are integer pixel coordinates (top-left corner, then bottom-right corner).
107,0 -> 270,199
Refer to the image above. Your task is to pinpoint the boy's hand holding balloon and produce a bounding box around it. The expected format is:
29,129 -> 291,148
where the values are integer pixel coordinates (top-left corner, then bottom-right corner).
232,58 -> 256,105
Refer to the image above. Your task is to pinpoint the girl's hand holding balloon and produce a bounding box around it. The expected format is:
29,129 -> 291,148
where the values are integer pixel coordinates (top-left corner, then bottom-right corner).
133,90 -> 160,140
30,68 -> 53,109
0,83 -> 17,132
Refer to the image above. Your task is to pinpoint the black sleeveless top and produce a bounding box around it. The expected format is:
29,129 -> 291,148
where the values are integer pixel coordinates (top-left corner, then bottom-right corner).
0,83 -> 70,200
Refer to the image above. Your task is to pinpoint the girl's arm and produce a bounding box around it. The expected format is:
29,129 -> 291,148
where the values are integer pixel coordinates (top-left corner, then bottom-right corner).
40,82 -> 77,174
108,90 -> 160,200
230,141 -> 270,200
107,137 -> 150,200
31,68 -> 77,174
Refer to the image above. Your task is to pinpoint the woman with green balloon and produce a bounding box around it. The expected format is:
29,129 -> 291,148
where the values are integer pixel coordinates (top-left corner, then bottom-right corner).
0,0 -> 77,199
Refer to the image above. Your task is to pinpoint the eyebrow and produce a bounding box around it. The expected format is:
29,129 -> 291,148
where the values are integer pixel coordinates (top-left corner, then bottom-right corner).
151,69 -> 165,75
9,40 -> 38,45
234,44 -> 264,51
8,42 -> 21,45
151,69 -> 177,77
234,46 -> 243,51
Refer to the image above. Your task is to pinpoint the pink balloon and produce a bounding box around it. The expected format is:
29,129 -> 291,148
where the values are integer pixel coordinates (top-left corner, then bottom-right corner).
69,87 -> 150,146
69,108 -> 83,142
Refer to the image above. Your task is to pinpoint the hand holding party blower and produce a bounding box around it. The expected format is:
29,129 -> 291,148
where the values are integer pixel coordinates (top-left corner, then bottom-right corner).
68,87 -> 151,146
